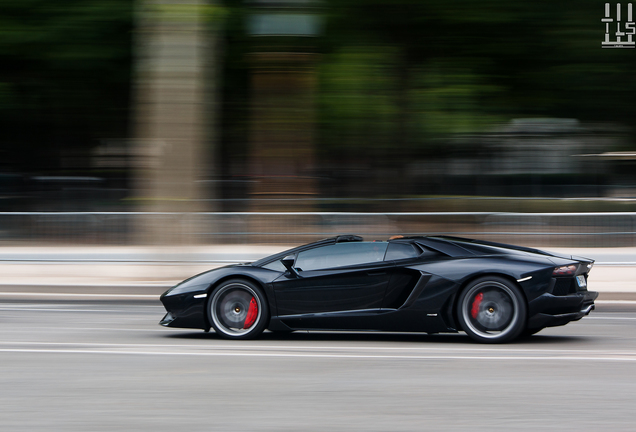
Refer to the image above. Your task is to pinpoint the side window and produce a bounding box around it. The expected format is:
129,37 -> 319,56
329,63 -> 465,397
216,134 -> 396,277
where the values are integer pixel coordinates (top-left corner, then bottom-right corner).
295,242 -> 388,271
262,260 -> 287,272
384,242 -> 420,261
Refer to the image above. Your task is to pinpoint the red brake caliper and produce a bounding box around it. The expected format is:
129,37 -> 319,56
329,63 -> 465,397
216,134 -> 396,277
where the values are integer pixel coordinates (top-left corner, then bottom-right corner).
243,297 -> 258,329
471,293 -> 483,319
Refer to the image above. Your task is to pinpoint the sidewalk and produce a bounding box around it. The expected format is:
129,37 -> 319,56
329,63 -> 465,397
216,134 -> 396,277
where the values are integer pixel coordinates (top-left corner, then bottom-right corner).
0,245 -> 634,300
0,245 -> 288,299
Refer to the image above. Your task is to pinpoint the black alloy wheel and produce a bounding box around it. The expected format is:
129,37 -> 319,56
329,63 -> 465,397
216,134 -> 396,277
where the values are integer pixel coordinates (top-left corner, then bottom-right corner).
208,279 -> 269,340
457,276 -> 527,343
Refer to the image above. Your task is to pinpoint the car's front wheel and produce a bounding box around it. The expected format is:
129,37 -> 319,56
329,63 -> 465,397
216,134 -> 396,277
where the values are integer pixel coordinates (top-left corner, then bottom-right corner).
208,279 -> 269,340
457,276 -> 526,343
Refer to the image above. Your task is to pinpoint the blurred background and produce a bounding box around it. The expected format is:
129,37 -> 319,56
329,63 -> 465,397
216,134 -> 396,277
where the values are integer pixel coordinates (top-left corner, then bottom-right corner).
2,0 -> 636,247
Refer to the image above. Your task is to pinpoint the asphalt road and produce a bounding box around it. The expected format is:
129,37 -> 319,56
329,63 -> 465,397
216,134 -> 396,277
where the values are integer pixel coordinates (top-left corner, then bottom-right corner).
1,299 -> 635,431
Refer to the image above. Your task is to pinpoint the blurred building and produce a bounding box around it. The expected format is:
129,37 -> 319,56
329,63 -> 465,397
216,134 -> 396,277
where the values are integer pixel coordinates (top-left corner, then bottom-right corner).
406,119 -> 621,198
246,0 -> 322,209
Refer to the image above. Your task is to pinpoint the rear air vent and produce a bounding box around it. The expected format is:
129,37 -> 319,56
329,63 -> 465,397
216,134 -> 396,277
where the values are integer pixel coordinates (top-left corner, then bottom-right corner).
552,278 -> 575,296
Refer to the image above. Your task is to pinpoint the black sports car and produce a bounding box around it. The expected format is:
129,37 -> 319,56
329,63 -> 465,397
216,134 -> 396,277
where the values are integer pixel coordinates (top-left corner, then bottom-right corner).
159,235 -> 597,343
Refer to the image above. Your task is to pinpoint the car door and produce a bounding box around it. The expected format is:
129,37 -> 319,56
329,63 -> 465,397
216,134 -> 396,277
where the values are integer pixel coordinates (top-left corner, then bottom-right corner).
272,242 -> 393,317
381,241 -> 430,309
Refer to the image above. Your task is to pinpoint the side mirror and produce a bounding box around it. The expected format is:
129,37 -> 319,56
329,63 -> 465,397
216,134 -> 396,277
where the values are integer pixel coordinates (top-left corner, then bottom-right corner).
281,255 -> 299,277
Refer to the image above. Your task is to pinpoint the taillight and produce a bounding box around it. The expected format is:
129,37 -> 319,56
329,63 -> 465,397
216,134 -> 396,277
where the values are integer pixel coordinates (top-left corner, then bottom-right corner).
553,264 -> 578,276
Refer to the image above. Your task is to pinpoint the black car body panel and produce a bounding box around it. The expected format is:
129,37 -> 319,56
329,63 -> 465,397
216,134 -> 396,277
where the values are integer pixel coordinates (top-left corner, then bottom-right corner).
160,235 -> 598,339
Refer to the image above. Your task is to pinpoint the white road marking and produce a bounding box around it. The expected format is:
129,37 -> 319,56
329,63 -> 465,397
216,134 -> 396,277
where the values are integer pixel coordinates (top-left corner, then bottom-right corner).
3,340 -> 636,357
2,327 -> 166,332
0,303 -> 162,308
0,308 -> 128,312
0,305 -> 162,312
0,292 -> 158,299
0,347 -> 635,362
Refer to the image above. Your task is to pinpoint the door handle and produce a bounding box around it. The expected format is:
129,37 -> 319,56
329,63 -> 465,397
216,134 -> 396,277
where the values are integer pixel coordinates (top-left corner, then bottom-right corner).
367,271 -> 387,276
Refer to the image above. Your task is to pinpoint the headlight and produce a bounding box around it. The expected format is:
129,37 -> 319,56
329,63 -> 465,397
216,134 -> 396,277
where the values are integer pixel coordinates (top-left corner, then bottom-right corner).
553,264 -> 577,276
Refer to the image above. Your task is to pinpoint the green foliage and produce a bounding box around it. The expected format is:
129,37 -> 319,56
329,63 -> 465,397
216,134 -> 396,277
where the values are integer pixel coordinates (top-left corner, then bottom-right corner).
312,0 -> 636,160
0,0 -> 133,172
3,0 -> 636,178
318,47 -> 399,156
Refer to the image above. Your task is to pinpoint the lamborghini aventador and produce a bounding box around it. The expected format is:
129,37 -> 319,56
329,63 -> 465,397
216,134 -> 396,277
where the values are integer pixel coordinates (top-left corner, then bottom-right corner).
159,235 -> 597,343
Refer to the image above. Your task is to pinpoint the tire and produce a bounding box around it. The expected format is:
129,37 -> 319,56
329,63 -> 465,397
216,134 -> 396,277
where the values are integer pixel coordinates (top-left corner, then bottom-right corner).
208,279 -> 269,340
457,276 -> 527,343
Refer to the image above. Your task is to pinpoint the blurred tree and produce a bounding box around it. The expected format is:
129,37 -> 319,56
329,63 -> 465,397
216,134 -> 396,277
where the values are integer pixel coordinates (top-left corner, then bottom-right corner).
0,0 -> 133,173
1,0 -> 634,198
132,0 -> 220,243
314,0 -> 636,162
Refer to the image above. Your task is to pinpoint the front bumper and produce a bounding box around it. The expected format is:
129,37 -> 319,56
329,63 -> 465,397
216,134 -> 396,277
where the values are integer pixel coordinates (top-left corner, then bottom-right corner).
159,290 -> 208,330
527,290 -> 598,329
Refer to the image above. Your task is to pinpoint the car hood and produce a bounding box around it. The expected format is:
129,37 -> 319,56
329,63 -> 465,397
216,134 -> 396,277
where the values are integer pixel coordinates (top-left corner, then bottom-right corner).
161,263 -> 252,297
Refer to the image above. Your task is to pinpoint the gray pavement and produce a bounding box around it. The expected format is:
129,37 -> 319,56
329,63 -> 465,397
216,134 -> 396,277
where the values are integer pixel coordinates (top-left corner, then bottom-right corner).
0,300 -> 635,431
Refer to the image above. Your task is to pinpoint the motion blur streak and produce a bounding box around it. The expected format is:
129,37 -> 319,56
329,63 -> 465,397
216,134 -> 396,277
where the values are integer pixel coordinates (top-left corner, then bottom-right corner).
2,1 -> 636,430
1,0 -> 635,226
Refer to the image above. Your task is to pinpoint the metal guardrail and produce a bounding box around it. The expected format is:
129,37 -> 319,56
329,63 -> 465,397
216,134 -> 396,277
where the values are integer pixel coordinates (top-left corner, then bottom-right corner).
1,211 -> 636,247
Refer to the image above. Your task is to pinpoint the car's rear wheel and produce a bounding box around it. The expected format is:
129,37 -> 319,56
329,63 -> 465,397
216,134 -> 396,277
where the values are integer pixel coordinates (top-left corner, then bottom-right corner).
208,279 -> 268,340
457,276 -> 526,343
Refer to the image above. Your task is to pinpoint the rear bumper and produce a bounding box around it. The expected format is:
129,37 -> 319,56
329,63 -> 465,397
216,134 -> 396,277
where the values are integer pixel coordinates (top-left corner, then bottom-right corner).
527,290 -> 598,329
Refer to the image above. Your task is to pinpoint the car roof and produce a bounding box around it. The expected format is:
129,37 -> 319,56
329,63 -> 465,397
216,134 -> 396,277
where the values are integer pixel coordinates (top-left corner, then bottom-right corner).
252,234 -> 557,267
